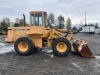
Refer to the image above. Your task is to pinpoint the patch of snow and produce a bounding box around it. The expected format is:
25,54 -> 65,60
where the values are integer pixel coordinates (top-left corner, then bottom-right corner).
42,49 -> 54,58
72,63 -> 84,71
44,60 -> 49,62
0,45 -> 14,54
0,43 -> 5,46
47,54 -> 54,58
42,49 -> 53,53
95,56 -> 100,60
47,50 -> 53,53
50,54 -> 54,58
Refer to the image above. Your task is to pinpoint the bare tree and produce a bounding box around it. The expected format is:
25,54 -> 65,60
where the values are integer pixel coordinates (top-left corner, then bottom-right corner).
15,18 -> 20,24
66,18 -> 72,30
3,18 -> 10,24
58,15 -> 64,24
19,19 -> 24,26
47,13 -> 55,26
1,17 -> 10,29
58,15 -> 65,29
95,23 -> 99,28
14,18 -> 20,27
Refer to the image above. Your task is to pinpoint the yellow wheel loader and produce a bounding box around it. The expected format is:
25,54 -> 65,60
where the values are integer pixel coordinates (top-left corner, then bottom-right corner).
5,11 -> 92,57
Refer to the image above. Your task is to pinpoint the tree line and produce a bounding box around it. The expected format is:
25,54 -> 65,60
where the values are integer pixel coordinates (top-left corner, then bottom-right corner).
0,18 -> 27,29
47,13 -> 72,30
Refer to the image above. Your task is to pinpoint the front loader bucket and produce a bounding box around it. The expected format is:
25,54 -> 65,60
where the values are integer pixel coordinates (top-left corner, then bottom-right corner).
72,39 -> 93,58
79,44 -> 92,58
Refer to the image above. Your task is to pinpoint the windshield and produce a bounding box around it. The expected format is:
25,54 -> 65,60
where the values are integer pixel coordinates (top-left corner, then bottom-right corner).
31,13 -> 43,26
35,13 -> 42,26
31,12 -> 48,26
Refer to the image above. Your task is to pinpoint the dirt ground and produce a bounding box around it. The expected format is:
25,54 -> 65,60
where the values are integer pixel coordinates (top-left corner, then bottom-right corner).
0,33 -> 100,75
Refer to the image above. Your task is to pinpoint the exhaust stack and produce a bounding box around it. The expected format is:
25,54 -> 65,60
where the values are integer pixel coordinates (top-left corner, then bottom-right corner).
23,14 -> 26,26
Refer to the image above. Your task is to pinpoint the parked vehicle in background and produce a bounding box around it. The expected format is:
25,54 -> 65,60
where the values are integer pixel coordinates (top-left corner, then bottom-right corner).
95,27 -> 100,34
0,28 -> 4,34
81,25 -> 95,34
72,30 -> 78,34
0,28 -> 7,35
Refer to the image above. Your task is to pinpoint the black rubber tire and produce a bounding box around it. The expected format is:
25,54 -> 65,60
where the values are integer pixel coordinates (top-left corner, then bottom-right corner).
14,37 -> 34,56
52,38 -> 71,57
72,43 -> 79,54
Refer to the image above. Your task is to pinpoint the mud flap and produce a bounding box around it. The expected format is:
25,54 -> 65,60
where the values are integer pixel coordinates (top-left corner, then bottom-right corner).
72,39 -> 93,58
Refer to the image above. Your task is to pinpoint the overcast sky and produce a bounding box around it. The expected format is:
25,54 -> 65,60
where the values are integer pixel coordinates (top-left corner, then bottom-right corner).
0,0 -> 100,25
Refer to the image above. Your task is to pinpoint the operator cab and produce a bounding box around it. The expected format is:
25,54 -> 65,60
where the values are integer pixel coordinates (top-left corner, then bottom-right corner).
30,11 -> 48,27
29,11 -> 48,35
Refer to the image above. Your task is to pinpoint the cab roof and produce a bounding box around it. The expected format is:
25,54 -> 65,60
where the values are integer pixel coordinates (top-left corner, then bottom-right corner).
30,11 -> 46,14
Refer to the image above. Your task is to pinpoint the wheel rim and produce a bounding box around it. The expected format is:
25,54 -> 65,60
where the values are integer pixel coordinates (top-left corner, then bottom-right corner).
56,42 -> 67,52
18,42 -> 28,52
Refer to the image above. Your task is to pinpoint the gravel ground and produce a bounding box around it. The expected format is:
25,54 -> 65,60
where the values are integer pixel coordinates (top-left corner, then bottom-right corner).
0,33 -> 100,75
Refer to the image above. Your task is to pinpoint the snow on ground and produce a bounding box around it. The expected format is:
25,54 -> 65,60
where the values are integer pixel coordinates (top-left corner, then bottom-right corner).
95,56 -> 100,60
42,49 -> 53,53
0,43 -> 5,46
42,49 -> 54,57
0,43 -> 14,54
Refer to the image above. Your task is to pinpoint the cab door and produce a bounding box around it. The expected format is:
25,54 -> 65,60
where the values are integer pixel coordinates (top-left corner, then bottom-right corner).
30,13 -> 45,35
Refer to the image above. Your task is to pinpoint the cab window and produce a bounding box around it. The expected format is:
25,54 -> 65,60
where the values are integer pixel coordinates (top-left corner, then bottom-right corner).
35,13 -> 42,26
44,13 -> 48,27
31,14 -> 34,26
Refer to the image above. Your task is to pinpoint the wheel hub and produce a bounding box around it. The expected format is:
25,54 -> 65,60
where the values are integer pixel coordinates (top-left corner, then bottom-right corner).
56,42 -> 67,52
59,44 -> 64,49
18,42 -> 28,52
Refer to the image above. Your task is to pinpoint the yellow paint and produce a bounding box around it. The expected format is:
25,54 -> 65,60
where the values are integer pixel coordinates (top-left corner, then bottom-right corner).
47,38 -> 52,47
56,42 -> 67,52
30,37 -> 42,48
71,45 -> 75,52
18,42 -> 28,52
